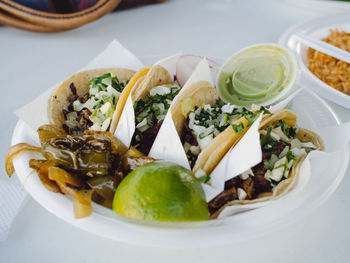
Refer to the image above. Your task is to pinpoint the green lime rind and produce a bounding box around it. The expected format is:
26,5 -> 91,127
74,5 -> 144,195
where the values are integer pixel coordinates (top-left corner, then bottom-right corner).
112,161 -> 209,222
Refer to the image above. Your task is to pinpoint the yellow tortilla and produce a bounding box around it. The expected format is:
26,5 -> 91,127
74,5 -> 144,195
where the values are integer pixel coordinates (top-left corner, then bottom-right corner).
110,67 -> 150,133
210,109 -> 324,219
171,81 -> 254,176
132,65 -> 173,102
48,68 -> 136,134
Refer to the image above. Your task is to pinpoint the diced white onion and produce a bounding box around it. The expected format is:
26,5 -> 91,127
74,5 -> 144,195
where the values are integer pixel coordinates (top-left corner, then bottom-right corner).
272,126 -> 290,142
301,142 -> 317,149
271,166 -> 284,181
279,146 -> 290,158
107,86 -> 121,97
150,85 -> 171,96
221,104 -> 235,114
274,156 -> 287,169
291,147 -> 307,158
190,145 -> 201,155
237,188 -> 247,200
194,169 -> 206,179
198,134 -> 214,150
264,170 -> 272,182
240,168 -> 254,180
101,77 -> 112,86
100,102 -> 111,114
95,91 -> 109,99
188,112 -> 196,129
270,131 -> 281,141
291,138 -> 302,149
101,117 -> 111,131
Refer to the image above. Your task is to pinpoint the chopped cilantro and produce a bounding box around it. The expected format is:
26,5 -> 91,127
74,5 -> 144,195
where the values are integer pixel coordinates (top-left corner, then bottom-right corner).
232,122 -> 244,134
197,174 -> 211,183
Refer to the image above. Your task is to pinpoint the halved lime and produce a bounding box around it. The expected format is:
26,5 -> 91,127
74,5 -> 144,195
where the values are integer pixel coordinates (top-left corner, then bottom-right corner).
112,161 -> 209,221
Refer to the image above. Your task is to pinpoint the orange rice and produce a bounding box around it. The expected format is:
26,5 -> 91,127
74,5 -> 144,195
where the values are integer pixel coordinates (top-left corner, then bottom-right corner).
308,29 -> 350,95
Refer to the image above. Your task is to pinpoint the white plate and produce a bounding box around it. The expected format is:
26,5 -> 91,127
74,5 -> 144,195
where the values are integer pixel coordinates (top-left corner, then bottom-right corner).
279,14 -> 350,109
284,0 -> 350,12
11,86 -> 349,248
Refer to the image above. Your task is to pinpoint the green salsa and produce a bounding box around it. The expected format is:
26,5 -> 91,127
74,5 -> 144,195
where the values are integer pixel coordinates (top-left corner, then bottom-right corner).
217,44 -> 297,106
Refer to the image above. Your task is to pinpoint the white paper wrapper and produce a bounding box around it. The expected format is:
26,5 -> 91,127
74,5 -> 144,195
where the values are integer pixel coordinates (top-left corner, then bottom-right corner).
207,114 -> 263,201
114,53 -> 181,148
15,40 -> 144,132
149,58 -> 213,167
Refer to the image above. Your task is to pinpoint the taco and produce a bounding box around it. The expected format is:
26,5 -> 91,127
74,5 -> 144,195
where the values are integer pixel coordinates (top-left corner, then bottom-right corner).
130,65 -> 181,155
208,109 -> 324,218
48,68 -> 138,134
171,81 -> 263,176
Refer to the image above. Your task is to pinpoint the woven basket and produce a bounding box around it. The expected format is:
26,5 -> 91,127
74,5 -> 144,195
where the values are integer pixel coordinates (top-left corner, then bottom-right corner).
0,0 -> 163,32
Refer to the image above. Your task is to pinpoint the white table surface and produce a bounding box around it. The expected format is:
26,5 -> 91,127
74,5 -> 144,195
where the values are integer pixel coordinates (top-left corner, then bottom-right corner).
1,0 -> 350,262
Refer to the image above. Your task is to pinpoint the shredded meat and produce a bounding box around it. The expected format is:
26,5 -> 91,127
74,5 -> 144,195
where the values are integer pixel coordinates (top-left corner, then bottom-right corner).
181,122 -> 198,146
132,123 -> 162,155
208,187 -> 238,214
76,109 -> 93,131
263,141 -> 289,160
62,82 -> 93,134
208,140 -> 290,215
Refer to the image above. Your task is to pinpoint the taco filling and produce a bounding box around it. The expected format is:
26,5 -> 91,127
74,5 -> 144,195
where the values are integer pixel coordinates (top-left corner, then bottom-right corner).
131,84 -> 180,154
181,101 -> 264,168
63,73 -> 129,134
208,118 -> 318,215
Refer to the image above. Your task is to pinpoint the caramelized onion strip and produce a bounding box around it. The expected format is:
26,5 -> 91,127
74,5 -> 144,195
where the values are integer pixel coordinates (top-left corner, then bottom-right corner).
74,190 -> 94,219
5,143 -> 42,177
48,167 -> 83,187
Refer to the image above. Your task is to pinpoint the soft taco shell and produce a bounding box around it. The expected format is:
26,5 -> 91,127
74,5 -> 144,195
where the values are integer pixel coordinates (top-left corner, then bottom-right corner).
131,65 -> 173,102
171,80 -> 255,176
210,109 -> 324,219
48,68 -> 136,133
110,67 -> 150,133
